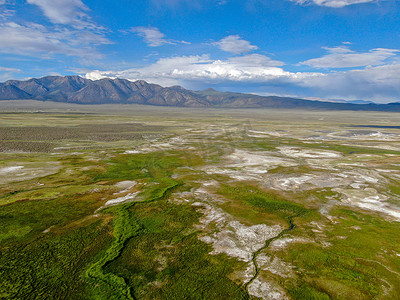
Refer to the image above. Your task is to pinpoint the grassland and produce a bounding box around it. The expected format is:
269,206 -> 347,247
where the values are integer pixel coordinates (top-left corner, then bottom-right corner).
0,101 -> 400,299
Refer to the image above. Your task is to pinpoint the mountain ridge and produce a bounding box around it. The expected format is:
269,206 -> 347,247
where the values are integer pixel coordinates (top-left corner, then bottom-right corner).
0,75 -> 399,112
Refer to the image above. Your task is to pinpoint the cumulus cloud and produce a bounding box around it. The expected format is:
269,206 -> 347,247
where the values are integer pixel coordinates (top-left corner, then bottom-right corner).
301,46 -> 399,68
85,53 -> 290,85
228,54 -> 284,67
130,26 -> 189,47
290,0 -> 375,8
82,54 -> 283,83
85,53 -> 400,102
26,0 -> 94,27
298,63 -> 400,100
0,22 -> 110,61
213,35 -> 258,54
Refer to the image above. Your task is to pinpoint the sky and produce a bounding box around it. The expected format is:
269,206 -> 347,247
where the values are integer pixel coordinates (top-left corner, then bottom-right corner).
1,0 -> 400,103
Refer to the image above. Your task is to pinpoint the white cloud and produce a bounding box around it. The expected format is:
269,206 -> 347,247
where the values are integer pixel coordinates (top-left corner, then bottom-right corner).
0,22 -> 110,61
85,54 -> 306,87
0,66 -> 20,72
297,63 -> 400,101
0,8 -> 14,19
301,46 -> 399,68
130,26 -> 188,47
228,54 -> 284,67
213,35 -> 258,54
0,0 -> 15,19
290,0 -> 375,8
130,27 -> 173,47
85,53 -> 400,103
26,0 -> 97,28
0,1 -> 109,66
0,66 -> 21,82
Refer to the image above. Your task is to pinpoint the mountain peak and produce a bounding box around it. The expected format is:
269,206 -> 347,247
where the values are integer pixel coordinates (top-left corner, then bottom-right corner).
134,79 -> 149,85
0,75 -> 399,112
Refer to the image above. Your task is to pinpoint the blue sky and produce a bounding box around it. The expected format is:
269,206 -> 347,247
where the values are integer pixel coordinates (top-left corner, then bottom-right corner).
1,0 -> 400,103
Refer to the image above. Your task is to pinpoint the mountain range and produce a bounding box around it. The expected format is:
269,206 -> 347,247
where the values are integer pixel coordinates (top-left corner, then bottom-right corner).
0,75 -> 399,111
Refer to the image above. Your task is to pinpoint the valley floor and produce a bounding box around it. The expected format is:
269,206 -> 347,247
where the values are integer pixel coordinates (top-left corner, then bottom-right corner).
1,101 -> 400,299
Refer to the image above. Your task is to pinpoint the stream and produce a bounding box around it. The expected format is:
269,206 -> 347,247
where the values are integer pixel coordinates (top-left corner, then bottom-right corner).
244,216 -> 296,292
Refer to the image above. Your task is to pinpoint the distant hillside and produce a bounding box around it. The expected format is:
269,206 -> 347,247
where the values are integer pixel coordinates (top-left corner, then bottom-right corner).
0,75 -> 399,111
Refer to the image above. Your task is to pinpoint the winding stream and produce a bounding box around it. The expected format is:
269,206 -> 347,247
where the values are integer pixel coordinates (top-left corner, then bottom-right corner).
244,216 -> 296,292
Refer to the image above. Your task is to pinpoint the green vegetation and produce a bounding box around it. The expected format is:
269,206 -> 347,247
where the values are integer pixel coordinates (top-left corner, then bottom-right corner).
85,152 -> 183,299
105,201 -> 249,299
85,178 -> 180,299
94,151 -> 194,182
273,208 -> 400,299
0,184 -> 105,206
295,140 -> 400,155
218,183 -> 310,223
84,150 -> 215,299
0,220 -> 112,299
0,188 -> 103,242
84,205 -> 141,300
287,283 -> 330,300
